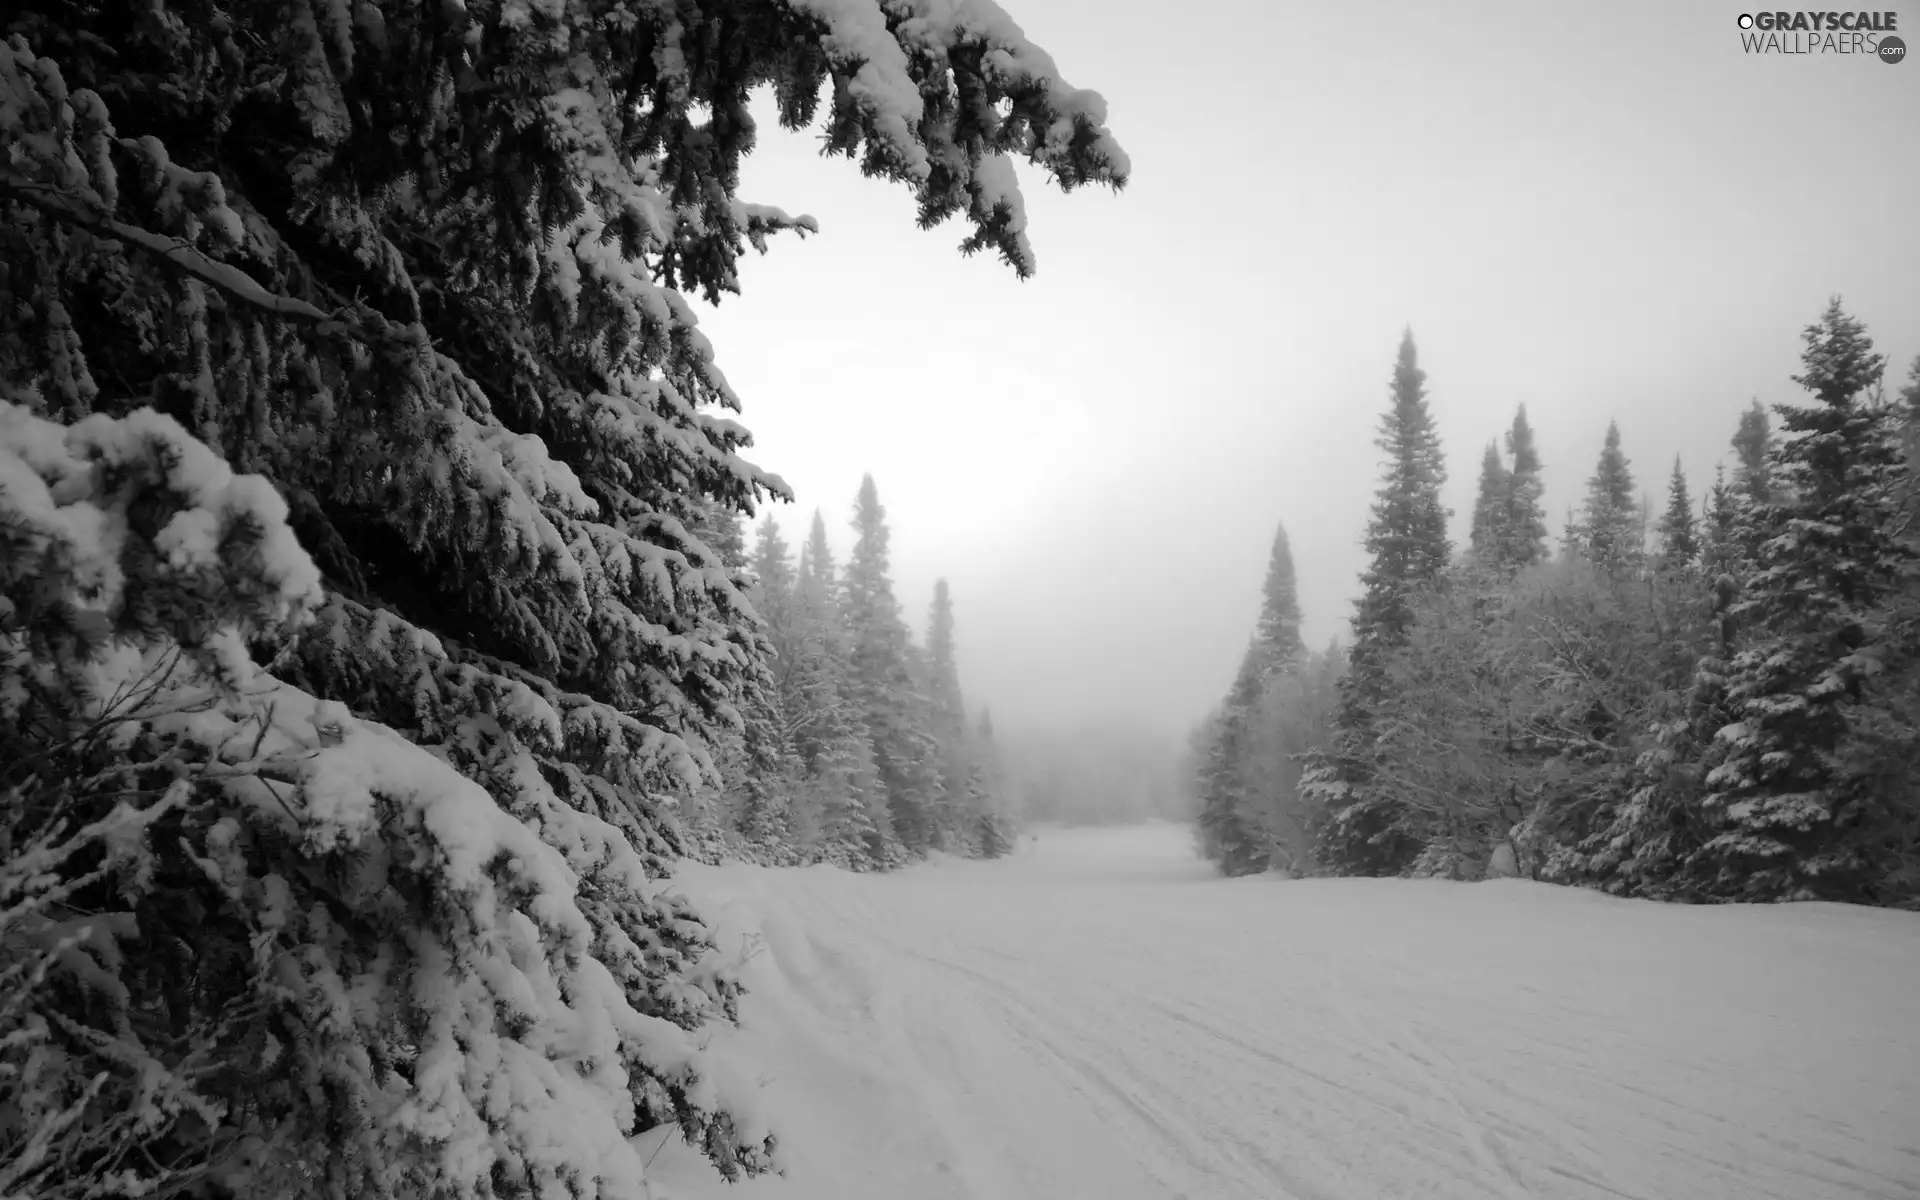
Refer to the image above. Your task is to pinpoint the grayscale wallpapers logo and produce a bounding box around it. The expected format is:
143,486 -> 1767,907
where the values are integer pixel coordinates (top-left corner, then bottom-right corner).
1735,10 -> 1905,59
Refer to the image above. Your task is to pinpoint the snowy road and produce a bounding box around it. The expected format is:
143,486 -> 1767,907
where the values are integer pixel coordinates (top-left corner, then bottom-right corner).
652,825 -> 1920,1200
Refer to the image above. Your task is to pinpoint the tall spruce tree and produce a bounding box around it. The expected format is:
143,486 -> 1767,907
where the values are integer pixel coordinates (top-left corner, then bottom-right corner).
1255,521 -> 1309,676
792,518 -> 887,863
1470,441 -> 1512,564
1699,300 -> 1912,901
1721,399 -> 1783,590
753,517 -> 799,637
1197,519 -> 1309,874
741,514 -> 829,847
1732,399 -> 1778,505
1659,457 -> 1699,566
1350,330 -> 1453,698
1501,405 -> 1550,569
1697,462 -> 1745,667
1893,356 -> 1920,523
686,507 -> 776,857
0,2 -> 1126,1189
1578,422 -> 1641,570
1700,465 -> 1739,570
1709,396 -> 1791,654
925,578 -> 979,846
726,517 -> 806,846
970,707 -> 1015,855
802,510 -> 838,601
843,475 -> 939,852
927,580 -> 968,736
1196,641 -> 1274,876
790,513 -> 848,775
1308,329 -> 1450,875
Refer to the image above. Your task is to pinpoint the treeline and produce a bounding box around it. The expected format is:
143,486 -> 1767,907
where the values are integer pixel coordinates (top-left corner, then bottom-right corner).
1192,300 -> 1920,907
682,475 -> 1015,867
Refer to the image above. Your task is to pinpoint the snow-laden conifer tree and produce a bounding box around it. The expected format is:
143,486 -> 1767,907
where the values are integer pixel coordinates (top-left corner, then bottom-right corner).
1195,642 -> 1274,876
793,512 -> 889,865
1700,465 -> 1738,563
723,516 -> 807,853
924,578 -> 976,845
1196,520 -> 1307,874
1242,642 -> 1345,873
1732,400 -> 1779,505
922,578 -> 1010,854
1897,356 -> 1920,522
1500,405 -> 1550,570
1352,332 -> 1454,674
1307,330 -> 1449,875
899,637 -> 957,846
1254,522 -> 1309,678
842,476 -> 939,853
0,400 -> 777,1198
1697,300 -> 1912,901
1577,422 -> 1641,571
1469,442 -> 1511,564
928,580 -> 967,734
970,707 -> 1017,855
1713,400 -> 1784,610
752,518 -> 801,668
0,1 -> 1126,1189
1697,463 -> 1745,656
1659,457 -> 1699,567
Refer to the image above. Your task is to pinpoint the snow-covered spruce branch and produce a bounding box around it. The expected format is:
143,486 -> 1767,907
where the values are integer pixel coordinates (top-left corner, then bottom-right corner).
0,169 -> 422,349
2,398 -> 779,1196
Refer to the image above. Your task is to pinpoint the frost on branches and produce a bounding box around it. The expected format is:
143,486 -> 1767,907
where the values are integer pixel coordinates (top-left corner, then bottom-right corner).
0,0 -> 1125,1194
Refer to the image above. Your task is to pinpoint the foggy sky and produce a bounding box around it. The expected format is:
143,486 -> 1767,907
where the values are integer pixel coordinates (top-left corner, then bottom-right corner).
689,0 -> 1920,745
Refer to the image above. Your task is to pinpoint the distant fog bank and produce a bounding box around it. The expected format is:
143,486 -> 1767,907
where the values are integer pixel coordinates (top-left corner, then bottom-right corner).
997,720 -> 1188,826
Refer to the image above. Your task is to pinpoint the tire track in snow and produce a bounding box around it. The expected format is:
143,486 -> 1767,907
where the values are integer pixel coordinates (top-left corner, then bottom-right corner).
1322,946 -> 1916,1200
886,940 -> 1236,1188
1137,960 -> 1548,1199
1366,1016 -> 1533,1199
669,832 -> 1920,1200
862,958 -> 1023,1198
774,879 -> 1219,1197
852,896 -> 1555,1200
1139,994 -> 1457,1144
990,991 -> 1335,1200
878,930 -> 1348,1200
1313,950 -> 1614,1200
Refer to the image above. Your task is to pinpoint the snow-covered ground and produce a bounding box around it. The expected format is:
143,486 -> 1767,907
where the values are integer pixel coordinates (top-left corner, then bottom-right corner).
650,824 -> 1920,1200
